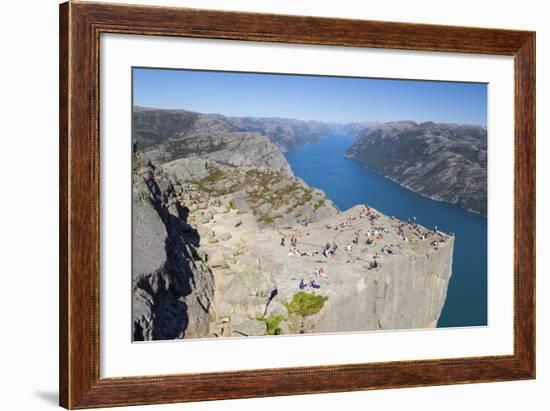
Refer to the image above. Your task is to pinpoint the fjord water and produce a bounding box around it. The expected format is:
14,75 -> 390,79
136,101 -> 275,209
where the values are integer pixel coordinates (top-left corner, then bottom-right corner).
285,135 -> 487,328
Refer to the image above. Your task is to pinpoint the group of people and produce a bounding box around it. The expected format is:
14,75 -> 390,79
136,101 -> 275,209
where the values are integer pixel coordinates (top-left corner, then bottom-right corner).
335,219 -> 354,231
288,247 -> 318,258
322,241 -> 338,257
281,236 -> 300,248
298,266 -> 328,290
393,223 -> 410,242
286,239 -> 339,259
299,278 -> 321,289
411,226 -> 442,243
299,218 -> 311,227
363,227 -> 387,245
331,205 -> 382,234
285,207 -> 452,291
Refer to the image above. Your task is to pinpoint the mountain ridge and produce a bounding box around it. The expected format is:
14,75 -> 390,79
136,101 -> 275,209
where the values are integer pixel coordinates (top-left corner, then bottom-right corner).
133,106 -> 487,215
345,121 -> 487,215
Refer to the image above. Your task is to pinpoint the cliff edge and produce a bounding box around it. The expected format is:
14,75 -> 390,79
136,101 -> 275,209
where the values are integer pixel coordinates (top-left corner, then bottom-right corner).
131,111 -> 455,340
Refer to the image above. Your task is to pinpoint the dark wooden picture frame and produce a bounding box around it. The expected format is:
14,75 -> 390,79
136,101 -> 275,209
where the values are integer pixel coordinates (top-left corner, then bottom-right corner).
59,1 -> 535,408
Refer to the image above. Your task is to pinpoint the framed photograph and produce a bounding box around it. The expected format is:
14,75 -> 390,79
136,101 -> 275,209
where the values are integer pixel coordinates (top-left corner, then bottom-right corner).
59,1 -> 535,408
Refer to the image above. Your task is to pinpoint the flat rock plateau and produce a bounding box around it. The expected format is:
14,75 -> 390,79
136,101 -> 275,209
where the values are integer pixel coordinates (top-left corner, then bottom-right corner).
132,108 -> 455,340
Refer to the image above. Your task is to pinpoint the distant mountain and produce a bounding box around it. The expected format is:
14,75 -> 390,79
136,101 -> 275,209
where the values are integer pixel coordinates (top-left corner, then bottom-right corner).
228,117 -> 342,152
133,107 -> 487,215
133,106 -> 349,155
133,106 -> 200,149
345,121 -> 487,215
343,121 -> 380,137
134,107 -> 293,174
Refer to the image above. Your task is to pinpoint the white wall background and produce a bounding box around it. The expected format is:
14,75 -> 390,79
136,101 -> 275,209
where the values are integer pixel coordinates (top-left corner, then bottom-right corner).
0,0 -> 546,410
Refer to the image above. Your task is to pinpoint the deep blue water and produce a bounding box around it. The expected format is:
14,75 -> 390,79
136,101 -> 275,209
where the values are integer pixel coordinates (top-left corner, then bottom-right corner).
285,135 -> 487,327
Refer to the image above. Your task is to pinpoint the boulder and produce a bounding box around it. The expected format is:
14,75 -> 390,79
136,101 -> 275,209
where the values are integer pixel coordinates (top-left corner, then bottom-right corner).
230,315 -> 267,337
219,232 -> 232,241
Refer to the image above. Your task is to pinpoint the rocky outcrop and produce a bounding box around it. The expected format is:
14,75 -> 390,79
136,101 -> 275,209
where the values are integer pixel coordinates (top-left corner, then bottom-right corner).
133,107 -> 292,174
160,156 -> 338,227
346,121 -> 487,215
207,205 -> 454,336
131,109 -> 457,341
132,160 -> 214,341
133,155 -> 454,339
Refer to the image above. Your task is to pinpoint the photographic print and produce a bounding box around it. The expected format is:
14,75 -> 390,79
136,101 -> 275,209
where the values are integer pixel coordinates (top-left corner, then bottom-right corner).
131,68 -> 488,342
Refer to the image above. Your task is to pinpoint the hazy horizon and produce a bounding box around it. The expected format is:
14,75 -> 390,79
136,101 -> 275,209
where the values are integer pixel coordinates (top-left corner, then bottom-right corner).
133,67 -> 488,127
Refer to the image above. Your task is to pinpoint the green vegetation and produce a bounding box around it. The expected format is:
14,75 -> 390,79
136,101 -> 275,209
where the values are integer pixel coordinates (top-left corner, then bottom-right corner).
258,214 -> 275,224
201,167 -> 224,184
204,142 -> 228,153
259,314 -> 286,335
313,198 -> 325,210
284,292 -> 328,318
190,167 -> 321,221
193,167 -> 239,195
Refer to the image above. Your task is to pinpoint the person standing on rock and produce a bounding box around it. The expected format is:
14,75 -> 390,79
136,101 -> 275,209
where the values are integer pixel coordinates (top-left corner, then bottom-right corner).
280,237 -> 285,247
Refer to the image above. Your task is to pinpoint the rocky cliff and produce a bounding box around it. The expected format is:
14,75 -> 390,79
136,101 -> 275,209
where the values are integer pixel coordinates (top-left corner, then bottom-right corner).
133,106 -> 346,156
345,121 -> 487,215
132,157 -> 454,339
207,205 -> 454,336
132,158 -> 215,341
132,109 -> 456,341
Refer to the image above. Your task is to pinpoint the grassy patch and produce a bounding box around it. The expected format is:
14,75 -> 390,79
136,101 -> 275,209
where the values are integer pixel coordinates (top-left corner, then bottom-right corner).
204,142 -> 228,153
313,198 -> 325,210
190,167 -> 319,220
284,292 -> 328,318
259,314 -> 286,335
201,168 -> 224,184
194,168 -> 241,196
258,214 -> 275,224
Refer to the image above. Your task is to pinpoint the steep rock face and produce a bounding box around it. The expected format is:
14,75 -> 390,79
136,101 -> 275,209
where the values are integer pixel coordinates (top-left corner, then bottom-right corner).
346,121 -> 487,215
132,161 -> 214,341
309,233 -> 454,332
132,158 -> 454,339
204,205 -> 454,336
133,107 -> 292,174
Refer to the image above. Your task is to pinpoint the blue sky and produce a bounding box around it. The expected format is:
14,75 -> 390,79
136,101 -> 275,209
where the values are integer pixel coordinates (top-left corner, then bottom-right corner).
133,67 -> 487,126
